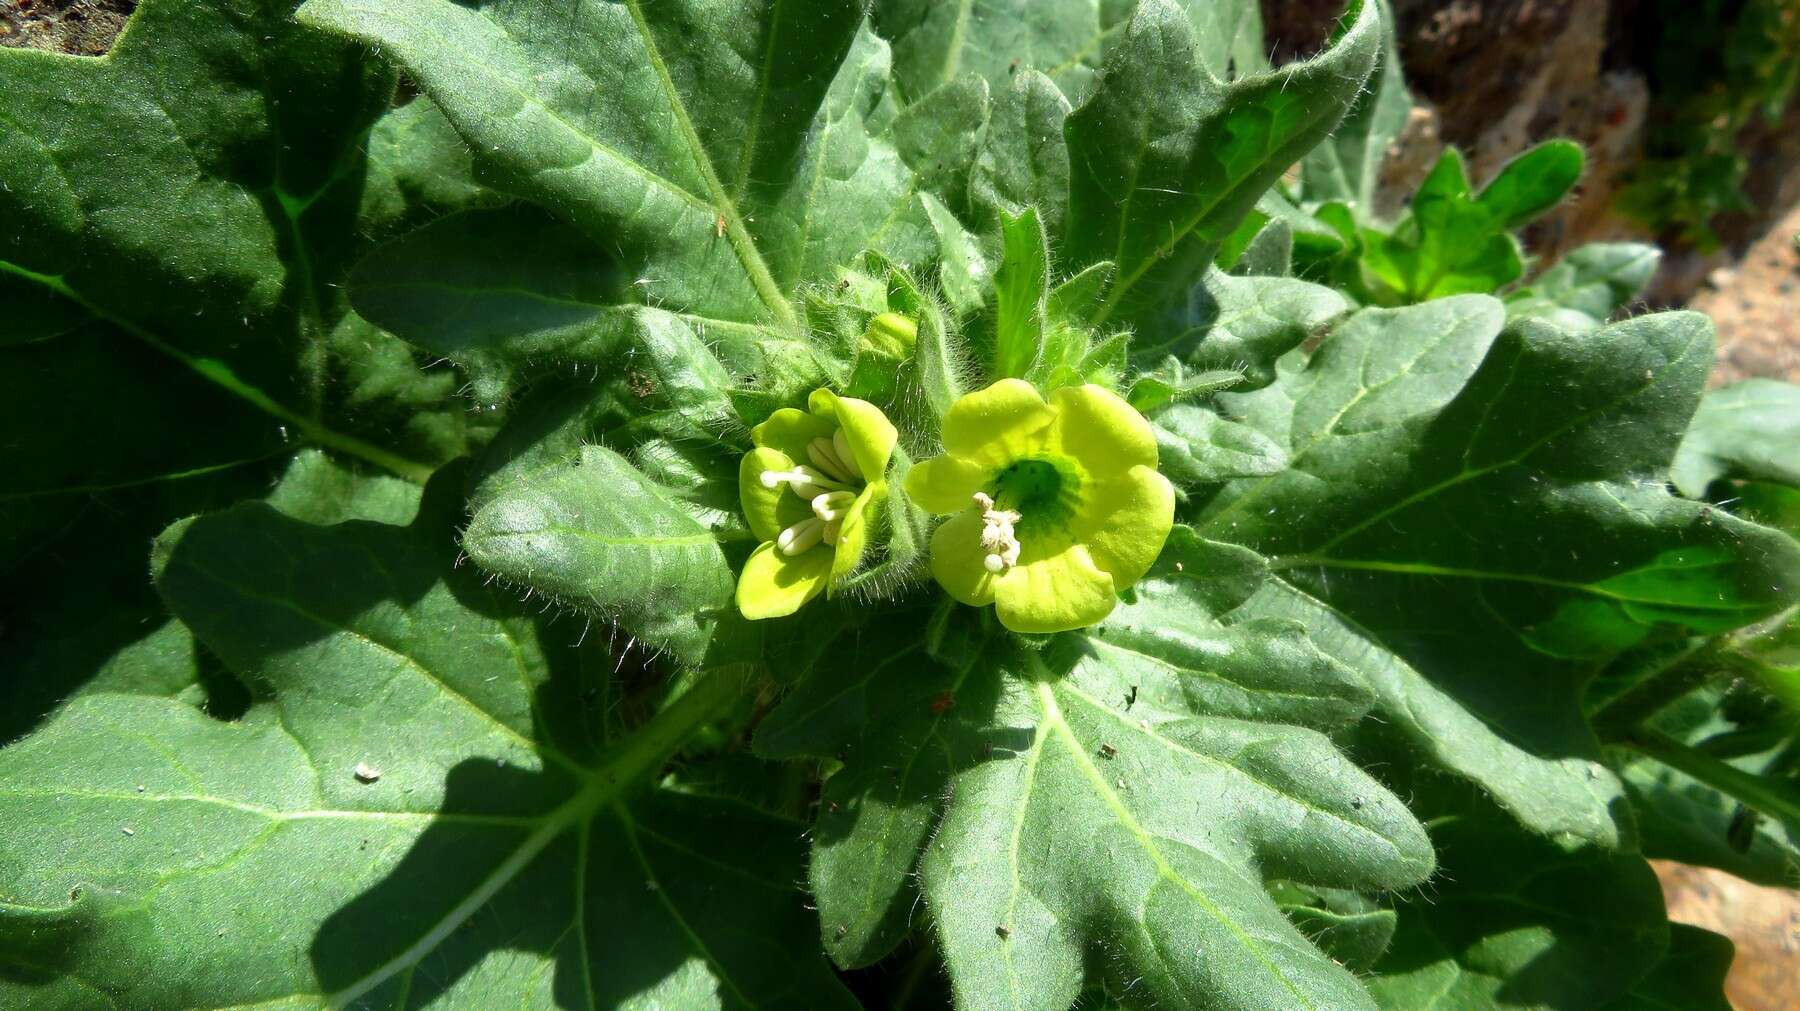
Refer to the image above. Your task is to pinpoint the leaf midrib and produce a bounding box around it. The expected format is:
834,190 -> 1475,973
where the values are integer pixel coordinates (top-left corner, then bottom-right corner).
620,0 -> 798,330
1032,679 -> 1321,1010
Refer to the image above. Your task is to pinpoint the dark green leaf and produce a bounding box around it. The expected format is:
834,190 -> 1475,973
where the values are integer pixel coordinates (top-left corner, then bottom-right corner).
1299,0 -> 1412,214
759,535 -> 1431,1009
0,482 -> 849,1009
1211,302 -> 1800,842
1596,924 -> 1736,1011
1369,792 -> 1669,1010
1065,0 -> 1379,329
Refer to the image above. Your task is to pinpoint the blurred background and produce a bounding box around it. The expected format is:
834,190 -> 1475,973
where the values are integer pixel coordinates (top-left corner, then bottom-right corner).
4,0 -> 1796,1006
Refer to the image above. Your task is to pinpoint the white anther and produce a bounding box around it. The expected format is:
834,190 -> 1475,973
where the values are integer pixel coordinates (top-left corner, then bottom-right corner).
761,465 -> 845,499
833,428 -> 863,479
812,490 -> 854,522
807,437 -> 853,483
972,492 -> 1024,574
777,517 -> 825,556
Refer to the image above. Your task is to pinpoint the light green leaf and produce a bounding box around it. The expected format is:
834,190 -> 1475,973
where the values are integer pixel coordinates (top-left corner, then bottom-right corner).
463,446 -> 744,667
1066,0 -> 1379,329
1671,378 -> 1800,497
1134,267 -> 1349,387
1506,241 -> 1662,331
992,208 -> 1050,378
872,0 -> 1267,104
1154,404 -> 1289,485
1360,142 -> 1583,303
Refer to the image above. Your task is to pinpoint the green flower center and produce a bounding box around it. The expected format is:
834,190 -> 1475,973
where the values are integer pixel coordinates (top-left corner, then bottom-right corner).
990,456 -> 1081,535
973,455 -> 1084,574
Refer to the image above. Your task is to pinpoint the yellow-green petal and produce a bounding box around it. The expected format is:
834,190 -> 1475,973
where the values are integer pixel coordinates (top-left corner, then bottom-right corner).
752,407 -> 836,463
830,484 -> 881,584
1075,465 -> 1175,589
941,378 -> 1056,467
739,447 -> 812,543
811,388 -> 897,481
928,508 -> 1000,606
993,543 -> 1117,633
736,541 -> 832,620
1044,384 -> 1158,477
904,455 -> 992,515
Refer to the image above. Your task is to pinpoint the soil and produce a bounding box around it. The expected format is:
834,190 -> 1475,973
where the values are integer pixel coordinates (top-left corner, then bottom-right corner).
0,0 -> 133,55
1693,202 -> 1800,384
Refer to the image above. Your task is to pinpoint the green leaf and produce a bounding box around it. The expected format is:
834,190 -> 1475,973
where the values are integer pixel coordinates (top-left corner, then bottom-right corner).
972,69 -> 1072,235
1270,884 -> 1396,973
1622,746 -> 1800,888
1066,0 -> 1379,329
1126,356 -> 1244,412
300,0 -> 920,340
1506,241 -> 1662,331
992,208 -> 1050,379
1478,139 -> 1588,228
1299,0 -> 1412,213
1671,379 -> 1800,497
1360,142 -> 1584,302
872,0 -> 1267,104
1597,924 -> 1736,1011
1133,267 -> 1349,386
463,446 -> 745,668
1154,404 -> 1290,485
1208,302 -> 1800,842
0,482 -> 850,1009
1369,791 -> 1670,1010
758,535 -> 1432,1008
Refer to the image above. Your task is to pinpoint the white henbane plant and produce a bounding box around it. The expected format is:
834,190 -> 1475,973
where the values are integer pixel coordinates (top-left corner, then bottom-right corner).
1,1 -> 1797,1010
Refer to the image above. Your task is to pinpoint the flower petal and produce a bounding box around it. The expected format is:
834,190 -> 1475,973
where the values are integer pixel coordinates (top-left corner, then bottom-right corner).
928,508 -> 999,606
993,543 -> 1118,633
740,447 -> 812,543
752,407 -> 836,462
1045,384 -> 1157,477
736,541 -> 832,620
830,484 -> 881,584
904,455 -> 993,515
941,378 -> 1056,467
812,388 -> 898,481
1076,465 -> 1176,589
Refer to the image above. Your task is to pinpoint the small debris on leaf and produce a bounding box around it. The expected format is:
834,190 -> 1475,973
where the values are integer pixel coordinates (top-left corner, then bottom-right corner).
353,762 -> 382,784
1099,743 -> 1118,759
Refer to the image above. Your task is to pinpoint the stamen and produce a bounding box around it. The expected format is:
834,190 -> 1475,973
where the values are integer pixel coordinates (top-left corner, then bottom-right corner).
822,517 -> 844,545
777,517 -> 825,556
812,490 -> 854,522
973,492 -> 1024,574
807,438 -> 853,483
760,466 -> 847,499
833,428 -> 863,479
